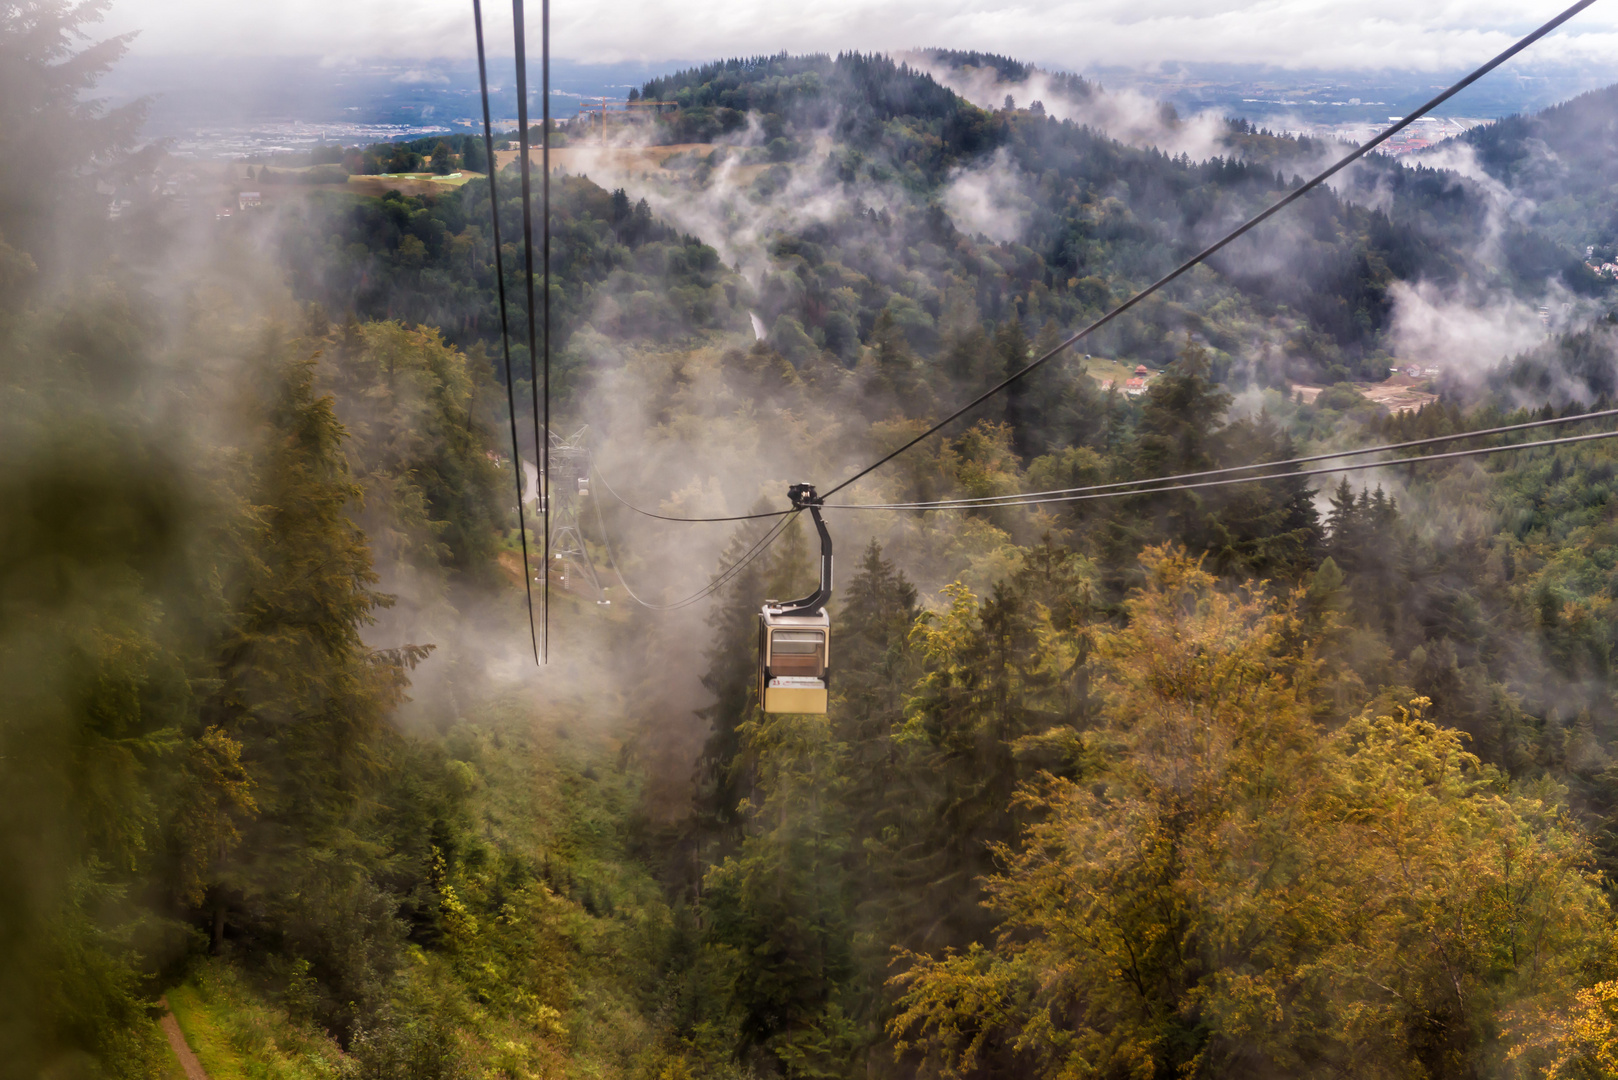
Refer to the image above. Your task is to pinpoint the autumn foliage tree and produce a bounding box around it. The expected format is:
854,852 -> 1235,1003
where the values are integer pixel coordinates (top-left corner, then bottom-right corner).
890,547 -> 1614,1079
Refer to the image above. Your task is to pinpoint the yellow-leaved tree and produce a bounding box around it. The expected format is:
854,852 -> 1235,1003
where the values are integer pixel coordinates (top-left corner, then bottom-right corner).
889,546 -> 1613,1079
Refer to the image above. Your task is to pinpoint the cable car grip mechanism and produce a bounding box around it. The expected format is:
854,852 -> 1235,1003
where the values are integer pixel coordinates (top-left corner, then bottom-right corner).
769,484 -> 832,617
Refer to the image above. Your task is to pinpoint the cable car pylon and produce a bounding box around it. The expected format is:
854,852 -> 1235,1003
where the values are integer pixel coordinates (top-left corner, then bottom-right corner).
757,484 -> 832,714
547,427 -> 610,605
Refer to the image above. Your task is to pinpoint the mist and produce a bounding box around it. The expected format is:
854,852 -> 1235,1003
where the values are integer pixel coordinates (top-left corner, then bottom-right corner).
908,52 -> 1233,161
940,147 -> 1035,243
1387,279 -> 1553,378
15,4 -> 1618,1077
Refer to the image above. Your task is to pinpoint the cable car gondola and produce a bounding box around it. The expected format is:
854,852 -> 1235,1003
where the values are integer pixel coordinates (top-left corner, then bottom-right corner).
758,484 -> 832,714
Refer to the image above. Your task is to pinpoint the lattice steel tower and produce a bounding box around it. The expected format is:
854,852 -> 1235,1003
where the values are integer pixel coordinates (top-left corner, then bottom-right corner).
547,427 -> 609,604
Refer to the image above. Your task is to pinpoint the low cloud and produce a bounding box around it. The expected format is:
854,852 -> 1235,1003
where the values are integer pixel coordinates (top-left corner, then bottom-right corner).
940,148 -> 1034,243
546,125 -> 903,290
912,55 -> 1231,162
108,0 -> 1618,76
1386,279 -> 1552,378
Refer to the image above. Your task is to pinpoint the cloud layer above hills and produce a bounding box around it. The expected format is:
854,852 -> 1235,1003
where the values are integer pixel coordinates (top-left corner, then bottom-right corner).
112,0 -> 1618,73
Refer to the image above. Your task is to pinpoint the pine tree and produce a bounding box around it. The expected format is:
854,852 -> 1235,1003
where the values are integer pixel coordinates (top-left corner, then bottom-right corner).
1325,475 -> 1360,566
1102,339 -> 1233,588
831,540 -> 922,1022
1204,410 -> 1320,579
697,526 -> 866,1075
835,539 -> 919,730
196,351 -> 424,1038
867,305 -> 925,412
0,10 -> 195,1070
996,319 -> 1031,453
694,509 -> 784,850
876,544 -> 1093,959
1133,339 -> 1230,479
317,321 -> 505,583
0,0 -> 145,263
701,702 -> 860,1075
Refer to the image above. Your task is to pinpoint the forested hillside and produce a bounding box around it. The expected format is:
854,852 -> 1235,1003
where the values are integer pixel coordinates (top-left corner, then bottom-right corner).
1464,82 -> 1618,256
275,48 -> 1606,410
13,2 -> 1618,1079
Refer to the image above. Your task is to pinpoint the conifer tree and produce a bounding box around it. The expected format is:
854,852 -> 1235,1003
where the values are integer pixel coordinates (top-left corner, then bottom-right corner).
0,0 -> 145,263
1204,410 -> 1320,578
694,509 -> 786,848
996,319 -> 1032,455
195,351 -> 427,1037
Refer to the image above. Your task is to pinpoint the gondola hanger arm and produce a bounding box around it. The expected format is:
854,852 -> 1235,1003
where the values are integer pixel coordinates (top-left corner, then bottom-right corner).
767,484 -> 833,617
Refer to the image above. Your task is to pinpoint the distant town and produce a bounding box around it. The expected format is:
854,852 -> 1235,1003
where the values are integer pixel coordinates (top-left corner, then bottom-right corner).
1289,115 -> 1491,154
151,103 -> 1496,163
160,121 -> 475,160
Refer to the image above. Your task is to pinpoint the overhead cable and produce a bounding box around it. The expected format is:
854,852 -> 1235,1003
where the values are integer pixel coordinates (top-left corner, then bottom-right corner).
825,427 -> 1618,512
471,0 -> 539,664
591,480 -> 800,609
816,0 -> 1601,502
593,464 -> 795,522
512,0 -> 549,662
836,405 -> 1618,510
541,0 -> 553,662
616,514 -> 796,611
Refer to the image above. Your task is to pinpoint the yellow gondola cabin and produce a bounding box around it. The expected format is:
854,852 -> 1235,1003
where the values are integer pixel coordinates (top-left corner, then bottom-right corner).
758,484 -> 832,714
759,608 -> 830,713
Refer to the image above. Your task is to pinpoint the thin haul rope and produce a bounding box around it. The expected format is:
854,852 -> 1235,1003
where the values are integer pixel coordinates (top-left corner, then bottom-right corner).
824,427 -> 1618,512
586,430 -> 1618,602
471,0 -> 538,663
540,0 -> 553,663
591,483 -> 801,610
512,0 -> 546,662
595,406 -> 1618,519
837,405 -> 1618,510
593,465 -> 794,523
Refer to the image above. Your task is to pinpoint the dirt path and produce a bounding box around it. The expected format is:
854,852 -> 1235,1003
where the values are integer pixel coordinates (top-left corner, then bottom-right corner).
158,999 -> 210,1080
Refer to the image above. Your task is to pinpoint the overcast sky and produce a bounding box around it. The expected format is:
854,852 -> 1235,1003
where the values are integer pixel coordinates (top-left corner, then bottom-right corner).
104,0 -> 1618,73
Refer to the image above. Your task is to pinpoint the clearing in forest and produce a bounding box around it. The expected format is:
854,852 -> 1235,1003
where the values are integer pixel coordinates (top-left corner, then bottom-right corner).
495,143 -> 775,185
1357,373 -> 1438,414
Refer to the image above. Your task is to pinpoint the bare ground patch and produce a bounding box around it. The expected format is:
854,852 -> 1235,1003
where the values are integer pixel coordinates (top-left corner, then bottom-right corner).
1357,374 -> 1437,414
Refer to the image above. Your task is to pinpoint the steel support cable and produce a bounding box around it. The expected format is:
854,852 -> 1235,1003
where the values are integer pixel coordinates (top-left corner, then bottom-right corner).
629,514 -> 796,611
472,0 -> 539,664
512,0 -> 547,662
590,480 -> 800,609
822,427 -> 1618,512
815,0 -> 1601,504
541,0 -> 553,662
831,406 -> 1618,510
592,463 -> 795,522
672,516 -> 798,609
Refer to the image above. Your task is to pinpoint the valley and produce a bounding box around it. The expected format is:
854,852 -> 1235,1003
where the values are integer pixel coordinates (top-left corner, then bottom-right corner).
9,13 -> 1618,1080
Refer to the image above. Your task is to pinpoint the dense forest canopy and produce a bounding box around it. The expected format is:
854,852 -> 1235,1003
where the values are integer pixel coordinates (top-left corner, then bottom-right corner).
10,2 -> 1618,1078
1463,82 -> 1618,256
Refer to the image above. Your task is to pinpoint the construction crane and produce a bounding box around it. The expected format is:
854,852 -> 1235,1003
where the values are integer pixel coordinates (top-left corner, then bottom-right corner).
574,98 -> 678,140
